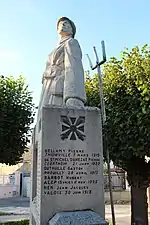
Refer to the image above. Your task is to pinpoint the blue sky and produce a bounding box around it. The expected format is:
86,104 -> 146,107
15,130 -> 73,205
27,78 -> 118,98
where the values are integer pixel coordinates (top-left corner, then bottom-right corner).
0,0 -> 149,106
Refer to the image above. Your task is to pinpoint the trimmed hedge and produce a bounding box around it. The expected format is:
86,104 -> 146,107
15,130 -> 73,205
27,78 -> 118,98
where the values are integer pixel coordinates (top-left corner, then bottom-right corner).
0,213 -> 14,216
0,220 -> 29,225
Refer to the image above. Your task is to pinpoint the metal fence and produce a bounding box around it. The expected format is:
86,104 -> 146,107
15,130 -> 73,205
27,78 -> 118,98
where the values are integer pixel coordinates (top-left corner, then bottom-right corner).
0,174 -> 15,185
0,175 -> 10,185
0,174 -> 20,197
104,172 -> 126,191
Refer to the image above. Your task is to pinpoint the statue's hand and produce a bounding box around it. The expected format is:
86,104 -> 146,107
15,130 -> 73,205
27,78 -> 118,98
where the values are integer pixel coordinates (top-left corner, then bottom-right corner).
66,98 -> 84,108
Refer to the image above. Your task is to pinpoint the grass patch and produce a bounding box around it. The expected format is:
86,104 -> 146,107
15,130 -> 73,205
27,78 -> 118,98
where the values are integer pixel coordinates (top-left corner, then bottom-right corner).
0,220 -> 29,225
0,212 -> 14,216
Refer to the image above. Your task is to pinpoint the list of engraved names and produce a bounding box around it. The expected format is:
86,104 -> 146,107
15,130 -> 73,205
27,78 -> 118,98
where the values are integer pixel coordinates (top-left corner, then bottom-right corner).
43,148 -> 101,196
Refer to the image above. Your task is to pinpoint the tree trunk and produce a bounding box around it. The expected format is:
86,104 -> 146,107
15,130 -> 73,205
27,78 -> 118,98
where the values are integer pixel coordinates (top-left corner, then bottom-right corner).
131,186 -> 148,225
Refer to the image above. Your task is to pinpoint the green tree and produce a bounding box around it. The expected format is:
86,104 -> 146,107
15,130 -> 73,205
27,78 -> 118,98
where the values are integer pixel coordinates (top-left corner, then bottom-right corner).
0,75 -> 34,165
85,45 -> 150,225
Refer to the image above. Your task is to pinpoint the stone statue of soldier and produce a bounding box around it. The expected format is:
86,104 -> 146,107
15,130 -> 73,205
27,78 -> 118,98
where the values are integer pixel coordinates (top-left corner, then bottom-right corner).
31,17 -> 106,225
41,17 -> 85,108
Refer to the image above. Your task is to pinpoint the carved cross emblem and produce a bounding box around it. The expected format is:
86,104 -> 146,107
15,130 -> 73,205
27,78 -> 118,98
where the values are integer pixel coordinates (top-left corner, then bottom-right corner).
60,116 -> 85,141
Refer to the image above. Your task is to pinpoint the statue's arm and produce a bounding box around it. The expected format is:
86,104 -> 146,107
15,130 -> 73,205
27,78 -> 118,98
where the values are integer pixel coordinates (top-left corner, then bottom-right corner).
64,38 -> 85,106
65,38 -> 82,60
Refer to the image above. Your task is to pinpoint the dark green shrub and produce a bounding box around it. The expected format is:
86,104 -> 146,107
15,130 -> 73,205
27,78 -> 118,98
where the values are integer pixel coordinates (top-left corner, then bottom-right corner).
0,220 -> 29,225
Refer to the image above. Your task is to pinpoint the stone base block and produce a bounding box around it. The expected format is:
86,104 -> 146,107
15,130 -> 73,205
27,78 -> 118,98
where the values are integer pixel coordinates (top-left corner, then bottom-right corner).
30,106 -> 105,224
49,210 -> 108,225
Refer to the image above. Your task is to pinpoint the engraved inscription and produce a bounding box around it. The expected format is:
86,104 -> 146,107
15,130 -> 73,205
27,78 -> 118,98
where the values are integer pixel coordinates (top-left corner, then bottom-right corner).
43,148 -> 101,196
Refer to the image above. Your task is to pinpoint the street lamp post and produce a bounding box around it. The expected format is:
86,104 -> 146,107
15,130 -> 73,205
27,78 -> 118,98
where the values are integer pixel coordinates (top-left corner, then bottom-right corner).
21,155 -> 25,199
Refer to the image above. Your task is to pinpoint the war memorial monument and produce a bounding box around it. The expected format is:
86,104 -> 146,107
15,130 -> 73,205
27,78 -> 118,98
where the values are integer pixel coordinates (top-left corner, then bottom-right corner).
30,17 -> 107,225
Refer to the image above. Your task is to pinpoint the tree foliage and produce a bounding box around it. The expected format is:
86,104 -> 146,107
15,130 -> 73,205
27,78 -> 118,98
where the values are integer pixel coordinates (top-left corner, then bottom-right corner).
85,44 -> 150,187
0,75 -> 34,165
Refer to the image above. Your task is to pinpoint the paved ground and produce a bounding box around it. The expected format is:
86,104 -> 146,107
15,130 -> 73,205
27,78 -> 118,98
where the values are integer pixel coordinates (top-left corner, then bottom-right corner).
0,197 -> 29,215
0,197 -> 149,224
0,197 -> 29,208
107,205 -> 150,224
0,215 -> 29,223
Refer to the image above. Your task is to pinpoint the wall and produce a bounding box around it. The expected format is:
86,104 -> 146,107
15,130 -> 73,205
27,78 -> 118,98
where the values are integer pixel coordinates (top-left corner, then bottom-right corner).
0,163 -> 22,175
0,185 -> 19,198
23,176 -> 31,197
105,190 -> 131,203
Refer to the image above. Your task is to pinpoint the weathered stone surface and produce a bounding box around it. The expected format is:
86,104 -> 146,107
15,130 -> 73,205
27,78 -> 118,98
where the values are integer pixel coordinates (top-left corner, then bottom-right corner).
41,17 -> 85,108
30,106 -> 104,224
30,17 -> 105,225
49,211 -> 108,225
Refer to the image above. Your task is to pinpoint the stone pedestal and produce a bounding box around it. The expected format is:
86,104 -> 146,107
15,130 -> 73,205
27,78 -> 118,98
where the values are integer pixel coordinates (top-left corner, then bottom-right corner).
49,211 -> 108,225
30,106 -> 105,225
